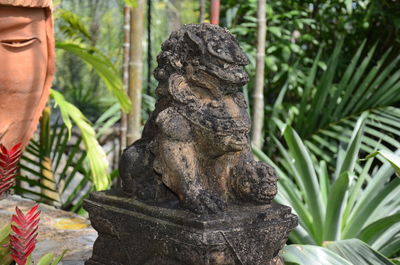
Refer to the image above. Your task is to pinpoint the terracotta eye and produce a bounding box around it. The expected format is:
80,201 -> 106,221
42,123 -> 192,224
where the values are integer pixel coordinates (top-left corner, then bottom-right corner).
1,38 -> 39,48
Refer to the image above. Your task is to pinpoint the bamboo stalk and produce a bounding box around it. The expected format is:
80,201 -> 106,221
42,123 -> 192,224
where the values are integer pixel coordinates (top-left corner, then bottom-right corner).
167,0 -> 182,32
199,0 -> 206,23
120,6 -> 131,154
127,0 -> 145,145
251,0 -> 267,149
147,0 -> 152,96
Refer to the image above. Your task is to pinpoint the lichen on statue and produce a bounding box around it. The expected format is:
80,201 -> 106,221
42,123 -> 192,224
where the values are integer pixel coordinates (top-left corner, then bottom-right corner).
120,23 -> 278,214
0,0 -> 55,149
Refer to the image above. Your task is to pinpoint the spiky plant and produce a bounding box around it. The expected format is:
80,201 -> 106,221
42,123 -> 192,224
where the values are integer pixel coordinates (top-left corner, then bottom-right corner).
0,143 -> 22,197
9,205 -> 40,265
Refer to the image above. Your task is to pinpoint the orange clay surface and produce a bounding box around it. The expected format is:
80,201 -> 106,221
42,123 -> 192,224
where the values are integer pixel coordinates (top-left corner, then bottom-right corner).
0,5 -> 54,149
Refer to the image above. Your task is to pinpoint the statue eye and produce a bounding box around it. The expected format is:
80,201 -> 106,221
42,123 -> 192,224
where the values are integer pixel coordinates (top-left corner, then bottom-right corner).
1,38 -> 39,48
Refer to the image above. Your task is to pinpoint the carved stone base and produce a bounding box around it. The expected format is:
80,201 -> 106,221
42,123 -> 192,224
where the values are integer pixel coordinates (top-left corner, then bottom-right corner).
84,191 -> 297,265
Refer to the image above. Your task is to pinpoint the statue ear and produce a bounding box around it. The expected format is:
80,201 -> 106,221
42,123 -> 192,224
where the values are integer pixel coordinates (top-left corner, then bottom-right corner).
184,31 -> 205,55
168,74 -> 197,104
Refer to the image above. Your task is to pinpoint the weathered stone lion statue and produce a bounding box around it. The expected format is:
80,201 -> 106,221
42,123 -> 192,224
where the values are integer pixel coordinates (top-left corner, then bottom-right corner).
120,23 -> 278,214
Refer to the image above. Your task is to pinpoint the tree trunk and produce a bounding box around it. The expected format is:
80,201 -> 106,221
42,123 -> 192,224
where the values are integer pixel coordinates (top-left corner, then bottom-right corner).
199,0 -> 206,23
120,6 -> 131,153
127,0 -> 145,145
210,0 -> 220,25
251,0 -> 267,149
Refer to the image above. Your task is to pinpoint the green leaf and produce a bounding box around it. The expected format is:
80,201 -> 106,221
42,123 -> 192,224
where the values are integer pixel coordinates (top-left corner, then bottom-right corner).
36,249 -> 67,265
318,161 -> 329,207
0,223 -> 11,242
366,150 -> 400,177
392,259 -> 400,265
325,239 -> 395,265
380,237 -> 400,257
323,172 -> 349,241
56,42 -> 131,112
282,244 -> 352,265
17,121 -> 94,211
298,48 -> 323,128
303,39 -> 343,136
268,26 -> 282,37
37,253 -> 54,265
342,158 -> 373,226
0,254 -> 13,265
343,170 -> 398,239
335,112 -> 367,178
51,250 -> 68,265
283,126 -> 325,244
25,255 -> 32,265
0,223 -> 12,265
56,9 -> 91,41
266,56 -> 278,72
292,39 -> 400,171
358,213 -> 400,245
123,0 -> 138,8
51,90 -> 110,191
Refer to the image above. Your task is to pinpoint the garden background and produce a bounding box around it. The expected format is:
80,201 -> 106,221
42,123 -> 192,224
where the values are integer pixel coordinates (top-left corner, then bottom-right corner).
6,0 -> 400,264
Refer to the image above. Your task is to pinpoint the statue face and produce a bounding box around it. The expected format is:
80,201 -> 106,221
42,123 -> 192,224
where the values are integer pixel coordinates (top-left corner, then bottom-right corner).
0,6 -> 48,148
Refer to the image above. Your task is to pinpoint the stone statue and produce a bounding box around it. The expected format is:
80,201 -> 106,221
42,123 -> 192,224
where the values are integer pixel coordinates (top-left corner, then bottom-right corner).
0,0 -> 55,149
85,23 -> 297,265
120,23 -> 277,213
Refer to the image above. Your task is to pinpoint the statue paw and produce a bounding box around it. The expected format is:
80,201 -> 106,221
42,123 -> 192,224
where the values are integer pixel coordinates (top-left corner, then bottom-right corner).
183,191 -> 226,214
234,161 -> 278,204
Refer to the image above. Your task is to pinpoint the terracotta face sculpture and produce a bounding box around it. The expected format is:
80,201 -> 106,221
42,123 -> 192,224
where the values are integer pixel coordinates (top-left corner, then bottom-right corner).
0,0 -> 54,149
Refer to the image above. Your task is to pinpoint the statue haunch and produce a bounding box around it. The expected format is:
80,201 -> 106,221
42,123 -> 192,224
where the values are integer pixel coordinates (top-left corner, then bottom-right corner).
119,23 -> 278,214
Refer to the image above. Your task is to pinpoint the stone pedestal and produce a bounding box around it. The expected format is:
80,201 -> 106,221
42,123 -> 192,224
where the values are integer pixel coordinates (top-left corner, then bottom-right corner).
84,191 -> 297,265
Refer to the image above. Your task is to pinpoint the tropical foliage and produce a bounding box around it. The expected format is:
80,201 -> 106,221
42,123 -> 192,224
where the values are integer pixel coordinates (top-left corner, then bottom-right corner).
255,119 -> 400,264
6,0 -> 399,264
248,39 -> 400,263
282,239 -> 397,265
14,4 -> 129,209
287,41 -> 400,164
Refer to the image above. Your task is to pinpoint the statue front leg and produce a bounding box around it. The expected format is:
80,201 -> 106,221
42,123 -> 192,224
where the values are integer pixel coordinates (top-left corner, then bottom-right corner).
155,139 -> 226,213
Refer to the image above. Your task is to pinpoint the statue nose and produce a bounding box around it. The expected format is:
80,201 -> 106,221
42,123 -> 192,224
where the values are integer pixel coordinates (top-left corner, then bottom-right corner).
234,70 -> 249,84
235,72 -> 244,79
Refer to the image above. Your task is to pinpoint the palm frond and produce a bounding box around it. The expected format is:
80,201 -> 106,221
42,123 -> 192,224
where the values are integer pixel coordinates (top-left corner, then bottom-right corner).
254,124 -> 400,255
282,239 -> 396,265
55,42 -> 131,112
51,89 -> 111,190
16,125 -> 93,213
55,8 -> 92,42
280,41 -> 400,165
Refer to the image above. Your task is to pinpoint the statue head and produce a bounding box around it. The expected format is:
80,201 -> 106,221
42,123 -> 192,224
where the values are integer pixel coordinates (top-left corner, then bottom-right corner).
0,0 -> 55,149
154,23 -> 250,98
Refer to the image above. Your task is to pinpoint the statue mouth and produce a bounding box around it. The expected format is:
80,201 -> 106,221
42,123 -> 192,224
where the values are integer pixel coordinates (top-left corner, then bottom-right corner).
180,109 -> 251,136
203,62 -> 249,86
193,118 -> 250,136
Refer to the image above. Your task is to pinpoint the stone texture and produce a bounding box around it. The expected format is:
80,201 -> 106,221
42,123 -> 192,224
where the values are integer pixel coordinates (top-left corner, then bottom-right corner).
84,191 -> 297,265
87,23 -> 298,265
0,195 -> 97,264
119,23 -> 278,214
